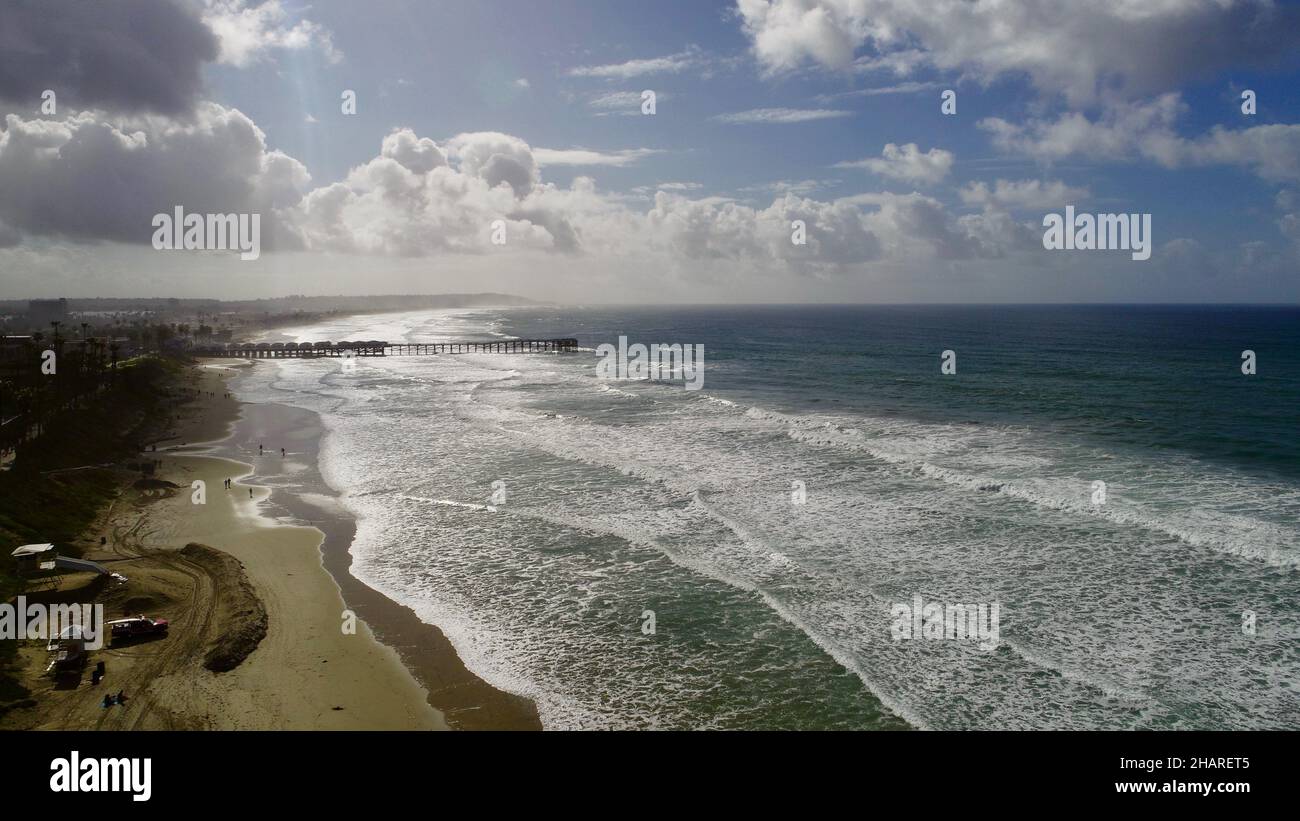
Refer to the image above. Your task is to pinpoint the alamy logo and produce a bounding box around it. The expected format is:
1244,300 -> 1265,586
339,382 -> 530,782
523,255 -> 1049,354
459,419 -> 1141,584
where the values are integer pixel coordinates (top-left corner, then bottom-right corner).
890,595 -> 1000,650
1043,205 -> 1151,261
0,597 -> 105,650
152,206 -> 261,260
50,752 -> 151,802
595,335 -> 704,390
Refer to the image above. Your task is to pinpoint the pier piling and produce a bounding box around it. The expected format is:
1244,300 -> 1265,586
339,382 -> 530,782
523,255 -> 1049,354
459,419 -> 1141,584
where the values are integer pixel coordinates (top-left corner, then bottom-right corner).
195,338 -> 580,359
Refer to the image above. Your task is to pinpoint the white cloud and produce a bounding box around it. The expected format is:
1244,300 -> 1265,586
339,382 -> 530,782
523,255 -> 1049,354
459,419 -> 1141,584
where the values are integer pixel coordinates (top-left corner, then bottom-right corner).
567,49 -> 701,79
533,147 -> 663,167
0,110 -> 1134,282
1275,189 -> 1300,252
714,107 -> 851,124
382,128 -> 447,174
444,131 -> 538,196
738,179 -> 837,197
647,190 -> 881,264
835,142 -> 953,185
852,48 -> 929,76
202,0 -> 341,67
631,182 -> 704,195
960,179 -> 1090,211
817,81 -> 939,102
588,91 -> 643,110
585,90 -> 670,116
736,0 -> 1300,104
981,94 -> 1300,181
737,0 -> 865,74
286,132 -> 573,256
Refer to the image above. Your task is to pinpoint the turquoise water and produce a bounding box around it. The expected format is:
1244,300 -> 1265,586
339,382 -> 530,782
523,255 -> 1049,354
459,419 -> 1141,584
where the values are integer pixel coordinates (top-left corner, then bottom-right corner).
239,305 -> 1299,729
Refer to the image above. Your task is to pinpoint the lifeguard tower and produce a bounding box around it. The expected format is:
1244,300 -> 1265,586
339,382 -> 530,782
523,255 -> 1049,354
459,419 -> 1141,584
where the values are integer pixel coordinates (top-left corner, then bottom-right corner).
10,543 -> 126,589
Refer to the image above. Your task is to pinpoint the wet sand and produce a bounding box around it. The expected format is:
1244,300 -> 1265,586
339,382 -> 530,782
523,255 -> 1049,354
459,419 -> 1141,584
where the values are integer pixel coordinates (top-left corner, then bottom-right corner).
4,358 -> 539,730
128,451 -> 448,729
3,360 -> 446,730
213,396 -> 540,730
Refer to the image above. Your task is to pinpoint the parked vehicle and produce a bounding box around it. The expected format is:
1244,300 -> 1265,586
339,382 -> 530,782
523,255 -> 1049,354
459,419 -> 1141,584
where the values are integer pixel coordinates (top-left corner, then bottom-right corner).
46,625 -> 88,673
108,616 -> 169,640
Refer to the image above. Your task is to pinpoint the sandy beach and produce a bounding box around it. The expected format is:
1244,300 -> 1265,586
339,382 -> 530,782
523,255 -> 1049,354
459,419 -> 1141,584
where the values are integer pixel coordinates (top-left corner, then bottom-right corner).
3,359 -> 537,730
216,398 -> 541,730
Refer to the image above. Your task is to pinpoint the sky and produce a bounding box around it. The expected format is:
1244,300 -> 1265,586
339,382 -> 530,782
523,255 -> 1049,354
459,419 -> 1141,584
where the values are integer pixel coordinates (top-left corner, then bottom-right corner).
1,0 -> 1299,303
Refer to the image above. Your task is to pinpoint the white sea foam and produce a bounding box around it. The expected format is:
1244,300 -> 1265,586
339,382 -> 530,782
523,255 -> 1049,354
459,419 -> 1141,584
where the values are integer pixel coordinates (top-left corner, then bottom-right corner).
227,308 -> 1300,730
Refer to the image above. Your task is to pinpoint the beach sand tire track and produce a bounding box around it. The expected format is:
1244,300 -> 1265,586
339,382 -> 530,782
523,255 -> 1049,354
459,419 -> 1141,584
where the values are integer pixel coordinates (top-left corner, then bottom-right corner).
81,499 -> 232,730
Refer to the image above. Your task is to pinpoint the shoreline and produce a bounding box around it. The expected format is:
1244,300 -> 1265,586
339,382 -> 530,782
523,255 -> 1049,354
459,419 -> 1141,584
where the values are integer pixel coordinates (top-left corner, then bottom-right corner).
2,360 -> 447,729
145,449 -> 448,729
210,361 -> 541,730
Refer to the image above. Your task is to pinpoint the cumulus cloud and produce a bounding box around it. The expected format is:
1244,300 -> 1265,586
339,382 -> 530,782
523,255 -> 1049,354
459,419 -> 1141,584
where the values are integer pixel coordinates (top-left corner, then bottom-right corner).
283,130 -> 596,256
835,142 -> 953,185
0,104 -> 308,248
645,186 -> 1030,269
0,113 -> 631,260
380,129 -> 447,174
842,192 -> 989,259
982,94 -> 1300,181
714,107 -> 851,124
737,0 -> 865,74
955,208 -> 1041,258
736,0 -> 1300,104
444,132 -> 539,197
201,0 -> 341,67
0,100 -> 1030,275
648,190 -> 889,265
960,179 -> 1090,211
0,0 -> 218,115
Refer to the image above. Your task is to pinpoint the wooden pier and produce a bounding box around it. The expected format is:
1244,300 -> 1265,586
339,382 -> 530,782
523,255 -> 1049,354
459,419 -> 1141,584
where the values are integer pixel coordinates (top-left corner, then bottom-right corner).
194,338 -> 580,359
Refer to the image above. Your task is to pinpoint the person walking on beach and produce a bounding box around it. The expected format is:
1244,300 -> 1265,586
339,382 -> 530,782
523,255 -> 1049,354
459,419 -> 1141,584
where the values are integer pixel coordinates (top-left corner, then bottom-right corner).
258,444 -> 263,455
281,447 -> 285,457
249,488 -> 254,499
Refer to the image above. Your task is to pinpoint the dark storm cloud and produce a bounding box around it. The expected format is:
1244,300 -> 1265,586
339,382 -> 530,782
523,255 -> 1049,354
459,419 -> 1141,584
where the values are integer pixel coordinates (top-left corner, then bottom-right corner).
0,0 -> 218,115
0,104 -> 310,249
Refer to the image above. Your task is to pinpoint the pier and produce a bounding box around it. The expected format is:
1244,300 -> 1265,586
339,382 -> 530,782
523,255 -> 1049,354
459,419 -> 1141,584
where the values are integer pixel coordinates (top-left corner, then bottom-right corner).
194,338 -> 580,359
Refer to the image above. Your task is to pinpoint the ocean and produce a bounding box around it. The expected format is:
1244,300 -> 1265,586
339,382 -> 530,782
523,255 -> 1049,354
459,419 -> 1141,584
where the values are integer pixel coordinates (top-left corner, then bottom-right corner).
235,305 -> 1300,730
